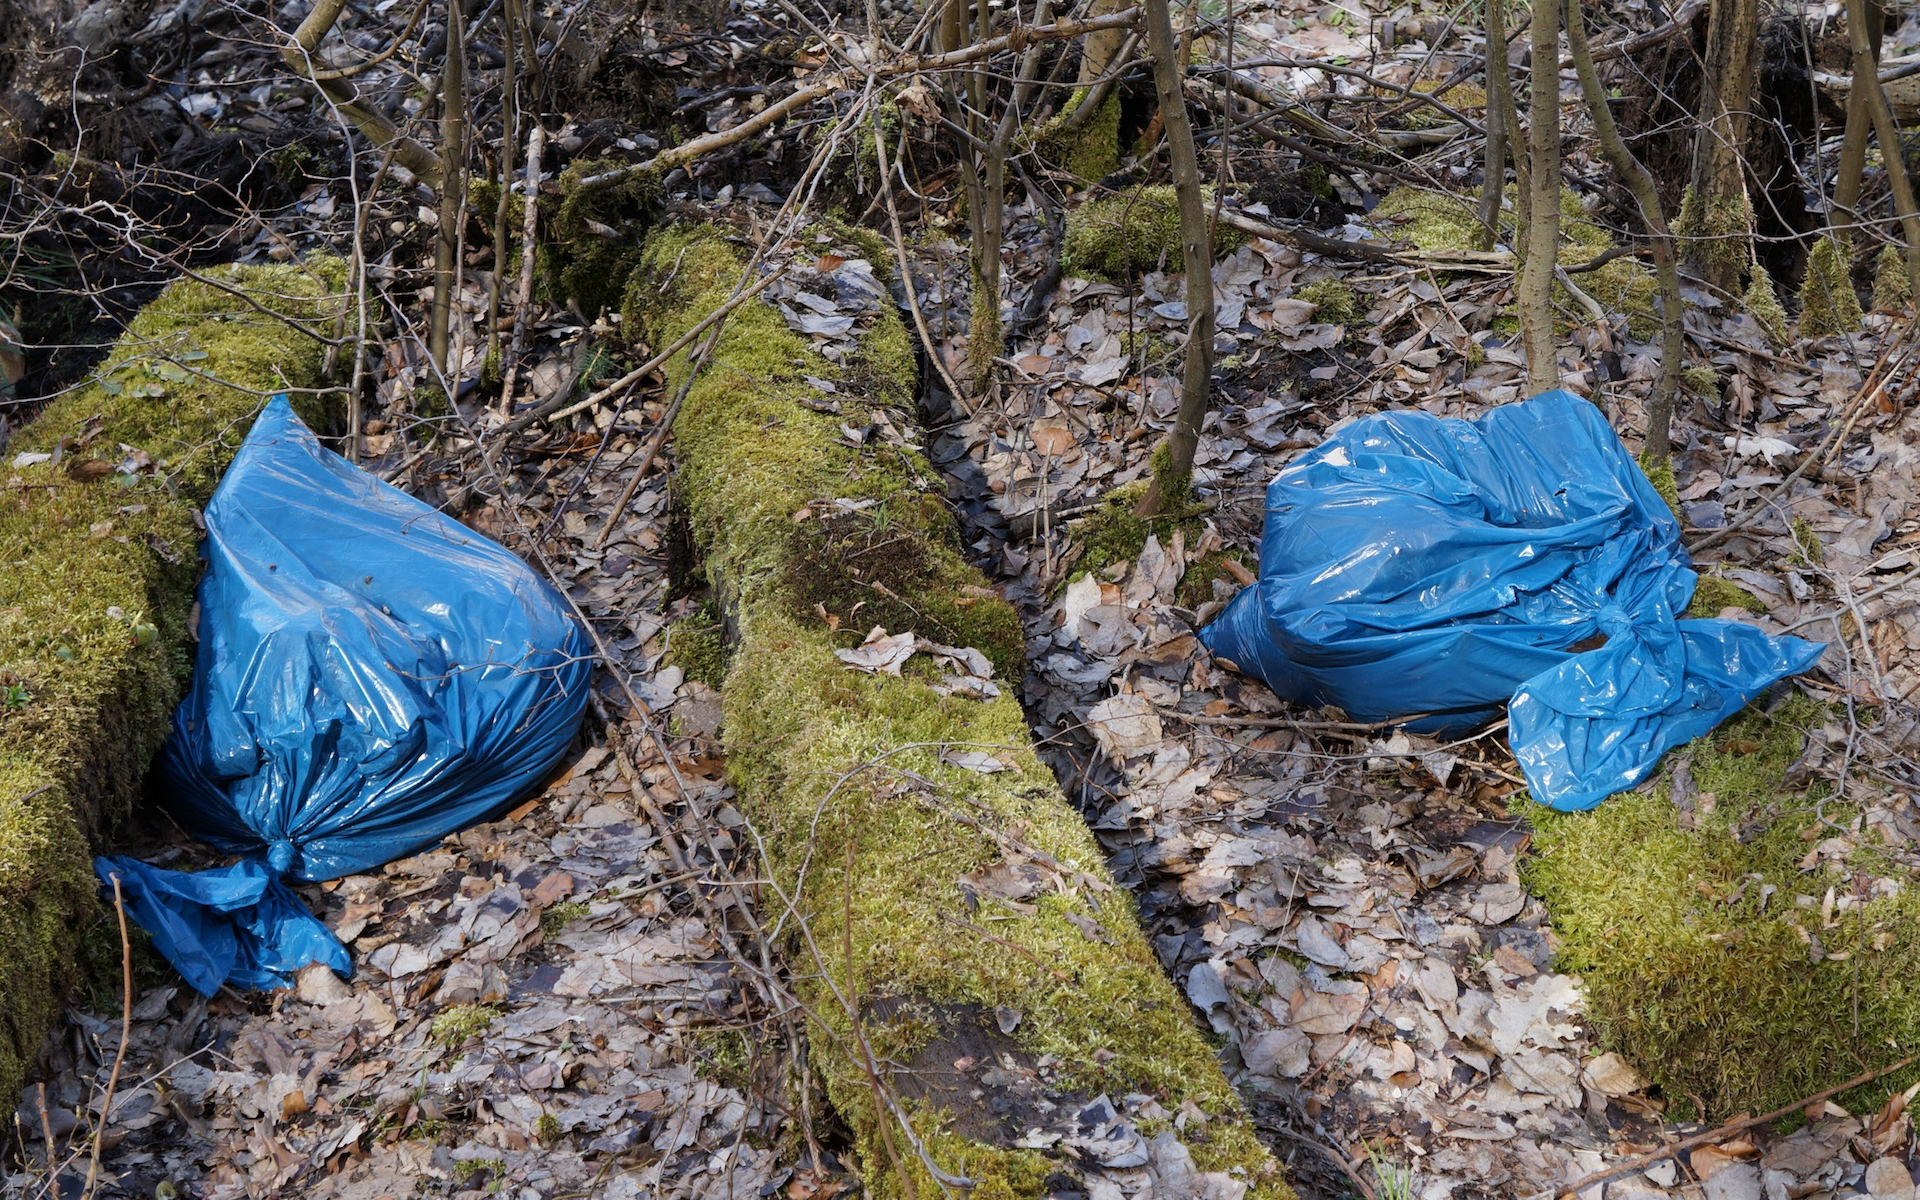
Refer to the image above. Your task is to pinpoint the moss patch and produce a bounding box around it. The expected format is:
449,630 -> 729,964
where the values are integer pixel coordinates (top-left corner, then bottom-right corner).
431,1003 -> 501,1047
1065,479 -> 1207,590
643,227 -> 1290,1199
1373,187 -> 1663,338
1637,452 -> 1680,521
0,260 -> 341,1109
665,601 -> 729,688
1872,245 -> 1912,313
1688,575 -> 1766,617
1034,92 -> 1122,184
1063,185 -> 1246,280
1526,694 -> 1920,1119
1799,238 -> 1863,337
1744,268 -> 1790,346
1295,278 -> 1360,325
543,158 -> 661,323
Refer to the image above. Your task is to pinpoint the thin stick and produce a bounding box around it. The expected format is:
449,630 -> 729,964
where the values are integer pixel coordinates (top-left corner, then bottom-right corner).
498,122 -> 547,415
1528,1054 -> 1919,1200
84,875 -> 134,1199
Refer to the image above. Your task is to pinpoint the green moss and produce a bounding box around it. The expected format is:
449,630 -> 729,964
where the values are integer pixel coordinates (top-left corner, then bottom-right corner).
539,900 -> 589,937
1295,278 -> 1360,325
642,228 -> 1291,1199
1373,187 -> 1661,337
1798,238 -> 1863,337
1688,574 -> 1766,617
0,260 -> 341,1108
1637,452 -> 1680,521
1744,268 -> 1790,346
1033,92 -> 1122,183
1872,245 -> 1912,313
1175,549 -> 1251,609
452,1158 -> 504,1183
534,1112 -> 563,1143
1789,515 -> 1824,567
1067,478 -> 1205,589
1062,185 -> 1246,280
665,602 -> 728,688
1674,186 -> 1753,283
431,1003 -> 501,1047
542,158 -> 661,322
1526,694 -> 1920,1119
1681,365 -> 1719,401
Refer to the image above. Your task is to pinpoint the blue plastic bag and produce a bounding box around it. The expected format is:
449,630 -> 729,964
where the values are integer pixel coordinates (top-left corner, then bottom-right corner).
1198,391 -> 1825,810
98,398 -> 592,993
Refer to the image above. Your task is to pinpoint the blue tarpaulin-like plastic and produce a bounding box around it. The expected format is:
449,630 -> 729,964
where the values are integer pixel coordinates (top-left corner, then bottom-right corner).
97,398 -> 592,994
1198,390 -> 1826,811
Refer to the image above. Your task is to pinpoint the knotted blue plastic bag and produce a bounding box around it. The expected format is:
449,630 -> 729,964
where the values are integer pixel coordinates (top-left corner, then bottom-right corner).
1197,391 -> 1824,810
98,398 -> 592,993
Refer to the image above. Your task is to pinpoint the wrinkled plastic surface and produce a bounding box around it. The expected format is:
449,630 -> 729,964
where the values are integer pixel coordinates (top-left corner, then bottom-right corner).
97,398 -> 591,993
1198,391 -> 1824,810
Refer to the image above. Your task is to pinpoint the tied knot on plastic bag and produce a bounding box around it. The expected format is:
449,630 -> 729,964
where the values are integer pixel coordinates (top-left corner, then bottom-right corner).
1594,603 -> 1635,642
1198,391 -> 1824,811
96,398 -> 592,995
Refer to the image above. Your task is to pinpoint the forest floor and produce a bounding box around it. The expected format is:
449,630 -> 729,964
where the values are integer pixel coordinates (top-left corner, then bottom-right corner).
4,0 -> 1920,1196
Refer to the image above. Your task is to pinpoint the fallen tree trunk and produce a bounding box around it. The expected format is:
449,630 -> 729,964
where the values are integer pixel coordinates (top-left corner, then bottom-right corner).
0,261 -> 342,1106
637,225 -> 1292,1199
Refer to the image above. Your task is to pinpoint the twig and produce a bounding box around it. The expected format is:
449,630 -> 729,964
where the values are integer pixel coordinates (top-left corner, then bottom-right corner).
498,122 -> 547,415
84,874 -> 134,1199
1526,1053 -> 1919,1200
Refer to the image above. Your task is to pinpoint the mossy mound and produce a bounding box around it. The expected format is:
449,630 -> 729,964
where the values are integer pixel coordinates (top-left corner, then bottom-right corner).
1637,451 -> 1679,520
0,259 -> 342,1108
1872,245 -> 1912,313
1526,693 -> 1920,1119
1373,187 -> 1663,338
641,225 -> 1290,1199
1799,238 -> 1863,337
1062,185 -> 1246,280
1033,92 -> 1122,184
1295,278 -> 1361,325
541,158 -> 661,322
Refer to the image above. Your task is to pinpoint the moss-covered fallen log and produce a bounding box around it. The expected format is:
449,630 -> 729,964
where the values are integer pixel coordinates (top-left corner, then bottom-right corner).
638,225 -> 1291,1199
0,261 -> 342,1104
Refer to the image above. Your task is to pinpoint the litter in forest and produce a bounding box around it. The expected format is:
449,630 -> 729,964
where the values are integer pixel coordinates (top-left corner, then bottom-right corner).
98,398 -> 593,993
1198,390 -> 1826,809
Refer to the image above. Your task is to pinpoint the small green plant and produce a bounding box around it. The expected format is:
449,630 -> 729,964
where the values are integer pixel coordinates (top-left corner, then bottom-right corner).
430,1003 -> 501,1048
1,682 -> 28,710
452,1158 -> 505,1184
539,900 -> 589,937
1364,1142 -> 1415,1200
1799,238 -> 1863,336
534,1112 -> 564,1143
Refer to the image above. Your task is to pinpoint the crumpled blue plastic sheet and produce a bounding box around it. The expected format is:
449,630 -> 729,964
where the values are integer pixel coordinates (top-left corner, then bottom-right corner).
98,397 -> 591,994
1197,390 -> 1826,811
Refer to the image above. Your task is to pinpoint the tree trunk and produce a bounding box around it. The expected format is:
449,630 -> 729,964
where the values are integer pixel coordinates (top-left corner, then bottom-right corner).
1832,0 -> 1880,234
1517,0 -> 1561,396
1136,0 -> 1216,515
1683,0 -> 1761,290
1567,0 -> 1679,461
1478,0 -> 1512,250
1842,0 -> 1920,295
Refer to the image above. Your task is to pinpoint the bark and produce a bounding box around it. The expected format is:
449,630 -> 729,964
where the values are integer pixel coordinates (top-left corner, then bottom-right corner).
430,0 -> 467,374
1683,0 -> 1761,289
1478,0 -> 1512,250
1517,0 -> 1561,395
1133,0 -> 1216,516
1567,0 -> 1680,461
